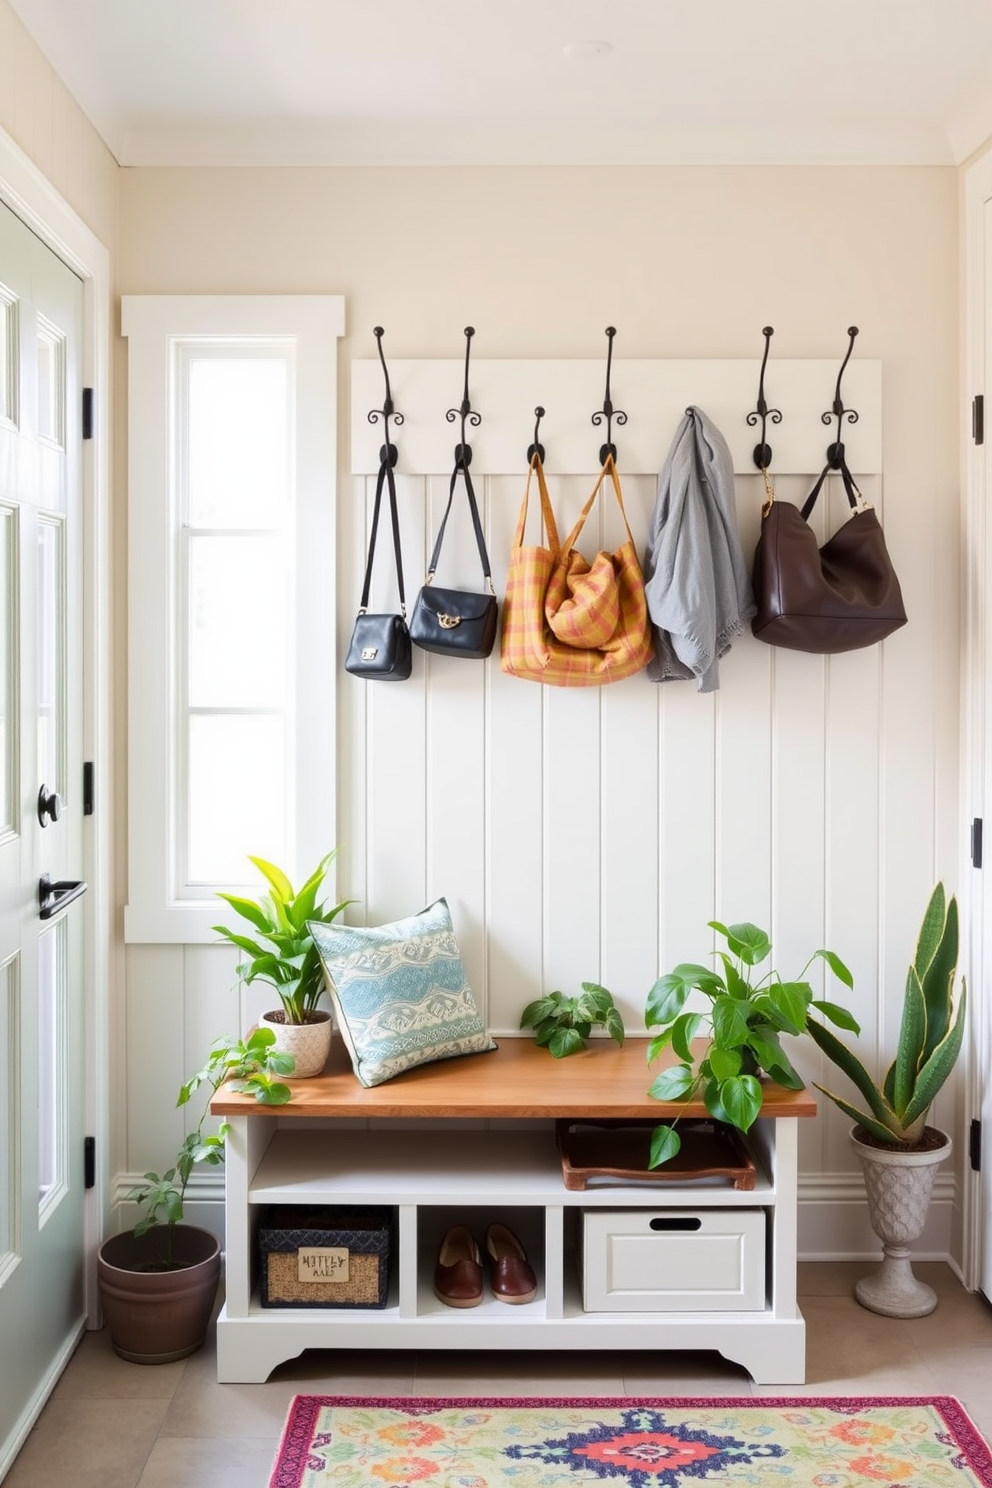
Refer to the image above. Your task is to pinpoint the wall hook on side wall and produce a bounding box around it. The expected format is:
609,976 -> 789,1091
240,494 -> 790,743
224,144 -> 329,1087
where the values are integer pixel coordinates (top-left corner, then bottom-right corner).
446,326 -> 482,465
527,406 -> 546,464
367,326 -> 404,468
822,325 -> 860,467
591,326 -> 627,465
746,326 -> 781,470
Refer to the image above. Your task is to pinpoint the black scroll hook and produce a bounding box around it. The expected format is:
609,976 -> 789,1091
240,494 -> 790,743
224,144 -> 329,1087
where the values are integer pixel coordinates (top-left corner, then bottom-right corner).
591,326 -> 627,465
823,326 -> 860,467
527,406 -> 546,464
367,326 -> 404,468
746,326 -> 782,470
446,326 -> 482,465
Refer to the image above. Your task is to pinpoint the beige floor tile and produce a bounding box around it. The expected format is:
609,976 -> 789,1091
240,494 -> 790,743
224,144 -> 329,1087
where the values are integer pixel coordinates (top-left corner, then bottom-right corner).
752,1296 -> 938,1396
621,1350 -> 752,1396
135,1436 -> 278,1488
797,1260 -> 874,1297
916,1346 -> 992,1442
411,1349 -> 625,1396
49,1326 -> 189,1401
267,1348 -> 417,1393
3,1399 -> 166,1488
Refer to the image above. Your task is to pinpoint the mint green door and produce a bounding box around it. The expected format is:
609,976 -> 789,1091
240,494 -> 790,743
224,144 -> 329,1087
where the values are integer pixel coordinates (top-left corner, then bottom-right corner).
0,198 -> 86,1472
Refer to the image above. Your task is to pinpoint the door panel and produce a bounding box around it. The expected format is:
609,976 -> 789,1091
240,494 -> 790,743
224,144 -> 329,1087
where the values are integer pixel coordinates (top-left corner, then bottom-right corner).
0,198 -> 85,1465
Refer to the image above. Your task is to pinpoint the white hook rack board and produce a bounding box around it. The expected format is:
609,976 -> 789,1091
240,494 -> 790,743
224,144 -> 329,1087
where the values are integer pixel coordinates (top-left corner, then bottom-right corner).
350,358 -> 882,477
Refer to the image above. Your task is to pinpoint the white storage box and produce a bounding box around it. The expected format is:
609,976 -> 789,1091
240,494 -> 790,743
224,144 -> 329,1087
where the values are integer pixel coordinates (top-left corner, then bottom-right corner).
581,1209 -> 765,1312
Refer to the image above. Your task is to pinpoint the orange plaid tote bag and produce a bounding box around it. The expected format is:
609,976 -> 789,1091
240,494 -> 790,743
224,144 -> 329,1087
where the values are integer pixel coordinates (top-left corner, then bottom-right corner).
501,453 -> 653,687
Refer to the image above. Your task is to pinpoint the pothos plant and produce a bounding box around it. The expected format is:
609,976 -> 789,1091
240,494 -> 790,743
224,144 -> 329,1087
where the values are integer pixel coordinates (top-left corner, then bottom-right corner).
520,983 -> 625,1058
126,1026 -> 294,1268
644,919 -> 860,1167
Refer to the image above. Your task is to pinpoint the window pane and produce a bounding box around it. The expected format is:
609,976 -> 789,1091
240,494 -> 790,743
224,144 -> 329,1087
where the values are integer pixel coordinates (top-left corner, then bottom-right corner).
187,358 -> 289,528
0,291 -> 15,424
0,511 -> 13,830
187,714 -> 286,883
36,317 -> 65,446
188,535 -> 287,708
37,519 -> 63,798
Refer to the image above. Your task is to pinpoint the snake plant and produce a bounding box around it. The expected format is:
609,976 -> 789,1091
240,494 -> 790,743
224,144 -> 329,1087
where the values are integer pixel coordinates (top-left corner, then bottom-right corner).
806,883 -> 966,1146
213,851 -> 353,1024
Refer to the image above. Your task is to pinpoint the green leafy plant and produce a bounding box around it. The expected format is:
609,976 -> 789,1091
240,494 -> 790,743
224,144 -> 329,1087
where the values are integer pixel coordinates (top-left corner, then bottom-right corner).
645,920 -> 859,1167
126,1026 -> 294,1267
806,882 -> 966,1147
213,851 -> 353,1024
520,983 -> 625,1058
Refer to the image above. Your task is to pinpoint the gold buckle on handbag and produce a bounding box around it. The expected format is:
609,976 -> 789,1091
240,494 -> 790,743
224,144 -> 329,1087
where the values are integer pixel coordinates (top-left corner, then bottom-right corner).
438,614 -> 461,629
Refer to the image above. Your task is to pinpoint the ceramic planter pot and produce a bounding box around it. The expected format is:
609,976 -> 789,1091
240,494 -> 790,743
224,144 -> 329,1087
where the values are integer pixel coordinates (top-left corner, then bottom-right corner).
849,1124 -> 951,1318
260,1007 -> 332,1077
97,1224 -> 221,1363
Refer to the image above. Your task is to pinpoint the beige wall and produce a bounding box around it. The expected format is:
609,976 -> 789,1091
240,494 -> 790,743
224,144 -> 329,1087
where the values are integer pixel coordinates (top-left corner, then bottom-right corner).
116,163 -> 965,1260
0,0 -> 117,246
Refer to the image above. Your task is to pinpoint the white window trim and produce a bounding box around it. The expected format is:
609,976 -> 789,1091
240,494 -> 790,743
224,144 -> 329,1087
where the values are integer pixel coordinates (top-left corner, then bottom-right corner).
123,295 -> 344,943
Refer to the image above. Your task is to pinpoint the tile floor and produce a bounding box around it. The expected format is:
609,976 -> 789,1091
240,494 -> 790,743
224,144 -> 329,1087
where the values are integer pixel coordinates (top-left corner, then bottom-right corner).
5,1262 -> 992,1488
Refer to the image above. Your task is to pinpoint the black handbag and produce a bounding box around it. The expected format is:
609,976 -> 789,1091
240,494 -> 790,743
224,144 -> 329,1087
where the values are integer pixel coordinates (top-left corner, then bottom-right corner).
345,453 -> 412,680
410,458 -> 498,659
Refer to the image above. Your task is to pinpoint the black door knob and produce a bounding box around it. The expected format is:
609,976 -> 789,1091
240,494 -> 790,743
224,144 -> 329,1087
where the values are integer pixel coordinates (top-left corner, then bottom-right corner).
37,785 -> 63,827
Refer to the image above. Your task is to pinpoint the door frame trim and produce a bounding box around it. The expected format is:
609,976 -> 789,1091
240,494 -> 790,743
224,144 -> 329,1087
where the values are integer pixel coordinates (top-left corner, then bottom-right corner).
0,125 -> 113,1326
962,146 -> 992,1294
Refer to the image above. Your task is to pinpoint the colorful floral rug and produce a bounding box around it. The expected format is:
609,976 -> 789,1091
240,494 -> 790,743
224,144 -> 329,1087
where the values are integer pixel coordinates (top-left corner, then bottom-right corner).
268,1395 -> 992,1487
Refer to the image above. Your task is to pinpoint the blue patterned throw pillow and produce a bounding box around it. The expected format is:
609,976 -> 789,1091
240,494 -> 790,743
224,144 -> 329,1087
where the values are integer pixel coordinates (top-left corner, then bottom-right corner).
308,898 -> 497,1087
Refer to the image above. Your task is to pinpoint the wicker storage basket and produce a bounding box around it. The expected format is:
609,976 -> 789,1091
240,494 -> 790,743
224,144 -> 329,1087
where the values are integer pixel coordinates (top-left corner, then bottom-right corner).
259,1206 -> 391,1309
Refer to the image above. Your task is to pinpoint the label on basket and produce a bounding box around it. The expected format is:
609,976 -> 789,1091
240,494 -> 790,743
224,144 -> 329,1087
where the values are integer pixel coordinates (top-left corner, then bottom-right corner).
298,1246 -> 350,1283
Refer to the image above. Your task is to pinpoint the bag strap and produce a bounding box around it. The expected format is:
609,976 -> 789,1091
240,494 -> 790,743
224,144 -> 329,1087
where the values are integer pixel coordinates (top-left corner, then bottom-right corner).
425,457 -> 497,594
513,453 -> 562,553
560,453 -> 636,557
358,455 -> 407,618
800,448 -> 871,523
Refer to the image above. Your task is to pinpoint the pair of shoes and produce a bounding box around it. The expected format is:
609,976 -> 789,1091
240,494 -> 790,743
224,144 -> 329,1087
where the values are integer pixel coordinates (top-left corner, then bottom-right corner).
433,1222 -> 538,1308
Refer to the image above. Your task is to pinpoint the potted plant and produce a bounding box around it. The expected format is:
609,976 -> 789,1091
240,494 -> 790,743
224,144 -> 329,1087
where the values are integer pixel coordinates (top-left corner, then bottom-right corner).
520,982 -> 625,1058
805,882 -> 966,1318
213,850 -> 352,1077
644,919 -> 859,1166
97,1027 -> 294,1363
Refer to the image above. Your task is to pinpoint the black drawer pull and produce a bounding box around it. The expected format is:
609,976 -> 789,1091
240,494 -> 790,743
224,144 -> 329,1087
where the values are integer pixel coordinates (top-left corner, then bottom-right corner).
649,1216 -> 702,1232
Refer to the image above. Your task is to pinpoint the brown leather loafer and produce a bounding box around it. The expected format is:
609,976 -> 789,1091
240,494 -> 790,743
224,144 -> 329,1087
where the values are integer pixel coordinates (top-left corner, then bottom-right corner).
485,1222 -> 537,1304
434,1225 -> 483,1308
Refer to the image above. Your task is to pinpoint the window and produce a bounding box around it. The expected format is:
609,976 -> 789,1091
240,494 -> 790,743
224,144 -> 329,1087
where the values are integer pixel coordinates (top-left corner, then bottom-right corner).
123,296 -> 344,942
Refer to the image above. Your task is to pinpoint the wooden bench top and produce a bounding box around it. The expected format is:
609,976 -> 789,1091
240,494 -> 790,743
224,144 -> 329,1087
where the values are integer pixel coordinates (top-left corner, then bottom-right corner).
211,1036 -> 818,1121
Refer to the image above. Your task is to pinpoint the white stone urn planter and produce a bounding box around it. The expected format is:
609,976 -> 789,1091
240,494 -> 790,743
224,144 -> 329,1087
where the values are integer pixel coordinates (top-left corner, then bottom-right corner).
260,1008 -> 332,1078
849,1124 -> 951,1318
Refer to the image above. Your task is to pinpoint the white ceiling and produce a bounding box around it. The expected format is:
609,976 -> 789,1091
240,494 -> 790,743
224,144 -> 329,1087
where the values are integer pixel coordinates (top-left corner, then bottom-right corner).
10,0 -> 992,168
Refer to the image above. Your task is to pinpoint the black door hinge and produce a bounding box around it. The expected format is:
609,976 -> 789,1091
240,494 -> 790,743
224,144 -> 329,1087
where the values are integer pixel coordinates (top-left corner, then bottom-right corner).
84,1136 -> 95,1189
970,1119 -> 982,1173
82,387 -> 94,441
972,817 -> 983,868
82,761 -> 94,817
974,395 -> 985,445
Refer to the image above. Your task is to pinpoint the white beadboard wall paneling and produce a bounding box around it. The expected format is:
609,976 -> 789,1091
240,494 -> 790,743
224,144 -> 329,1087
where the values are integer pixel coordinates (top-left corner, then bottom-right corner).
350,360 -> 883,477
182,944 -> 239,1139
125,945 -> 185,1178
423,471 -> 491,1017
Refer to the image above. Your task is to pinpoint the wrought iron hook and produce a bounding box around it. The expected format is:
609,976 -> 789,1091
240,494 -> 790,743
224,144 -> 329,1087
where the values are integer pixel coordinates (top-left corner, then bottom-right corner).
527,406 -> 546,464
746,326 -> 782,470
366,326 -> 404,468
822,325 -> 860,467
591,326 -> 627,465
446,326 -> 482,465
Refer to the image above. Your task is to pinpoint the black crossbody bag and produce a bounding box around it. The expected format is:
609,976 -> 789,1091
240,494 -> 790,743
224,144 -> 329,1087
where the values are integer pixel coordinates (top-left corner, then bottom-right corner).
410,458 -> 499,659
345,453 -> 413,680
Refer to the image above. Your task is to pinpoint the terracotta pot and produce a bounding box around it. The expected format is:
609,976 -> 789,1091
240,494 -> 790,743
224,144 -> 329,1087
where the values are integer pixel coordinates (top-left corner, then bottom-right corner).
261,1007 -> 332,1077
849,1124 -> 951,1318
97,1224 -> 221,1363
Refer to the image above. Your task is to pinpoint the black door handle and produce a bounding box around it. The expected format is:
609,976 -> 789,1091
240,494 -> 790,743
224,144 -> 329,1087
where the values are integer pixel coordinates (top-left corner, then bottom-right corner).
38,874 -> 88,920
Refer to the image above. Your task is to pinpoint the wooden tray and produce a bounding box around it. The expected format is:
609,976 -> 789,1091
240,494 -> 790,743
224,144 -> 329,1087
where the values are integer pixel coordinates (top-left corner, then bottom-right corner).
556,1118 -> 757,1191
